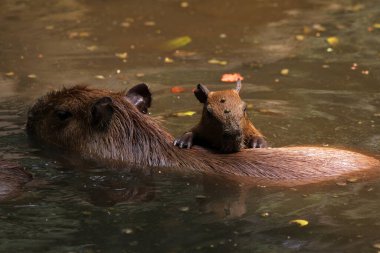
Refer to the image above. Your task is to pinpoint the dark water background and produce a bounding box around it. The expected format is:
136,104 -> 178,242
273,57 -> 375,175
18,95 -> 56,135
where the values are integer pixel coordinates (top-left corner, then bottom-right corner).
1,0 -> 380,252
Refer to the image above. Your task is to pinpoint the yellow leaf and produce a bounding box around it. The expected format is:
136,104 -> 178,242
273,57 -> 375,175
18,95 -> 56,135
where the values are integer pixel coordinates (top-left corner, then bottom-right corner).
163,36 -> 192,50
164,57 -> 174,63
280,68 -> 289,76
208,59 -> 228,66
373,23 -> 380,29
5,72 -> 15,77
326,36 -> 339,46
95,75 -> 105,80
173,111 -> 196,117
289,219 -> 309,227
115,52 -> 128,59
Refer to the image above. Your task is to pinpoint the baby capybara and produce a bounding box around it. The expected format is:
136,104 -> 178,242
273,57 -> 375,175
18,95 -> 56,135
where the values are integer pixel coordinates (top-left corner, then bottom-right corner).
174,80 -> 266,153
26,84 -> 380,185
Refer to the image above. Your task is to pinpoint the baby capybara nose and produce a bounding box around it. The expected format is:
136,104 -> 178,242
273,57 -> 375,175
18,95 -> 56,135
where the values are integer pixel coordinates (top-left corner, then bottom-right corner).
222,129 -> 242,139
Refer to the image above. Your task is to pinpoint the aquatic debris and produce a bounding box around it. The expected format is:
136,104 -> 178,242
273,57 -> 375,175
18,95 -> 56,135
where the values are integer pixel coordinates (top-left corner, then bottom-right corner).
28,74 -> 37,79
373,23 -> 380,29
208,59 -> 228,66
260,212 -> 270,217
115,52 -> 128,59
312,24 -> 326,32
280,69 -> 289,76
144,21 -> 156,26
86,45 -> 98,51
361,70 -> 369,75
164,57 -> 174,63
170,86 -> 186,93
95,75 -> 105,80
180,2 -> 189,8
136,73 -> 145,78
336,181 -> 347,186
68,31 -> 90,39
295,35 -> 305,41
289,219 -> 309,227
45,25 -> 54,30
219,33 -> 227,39
373,243 -> 380,249
326,37 -> 339,46
179,206 -> 190,212
221,73 -> 244,82
121,228 -> 134,235
173,111 -> 196,117
163,36 -> 192,50
5,72 -> 15,77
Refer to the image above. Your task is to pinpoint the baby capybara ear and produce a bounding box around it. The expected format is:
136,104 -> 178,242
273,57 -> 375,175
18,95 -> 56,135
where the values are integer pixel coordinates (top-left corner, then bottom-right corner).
194,84 -> 210,103
91,97 -> 114,130
126,83 -> 152,114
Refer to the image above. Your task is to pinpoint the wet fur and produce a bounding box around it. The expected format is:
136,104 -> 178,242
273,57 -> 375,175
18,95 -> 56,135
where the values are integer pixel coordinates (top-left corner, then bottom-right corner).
26,86 -> 380,185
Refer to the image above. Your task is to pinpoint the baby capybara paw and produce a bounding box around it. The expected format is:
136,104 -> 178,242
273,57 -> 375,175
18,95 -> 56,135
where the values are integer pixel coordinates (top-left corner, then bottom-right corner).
246,136 -> 267,148
174,132 -> 194,149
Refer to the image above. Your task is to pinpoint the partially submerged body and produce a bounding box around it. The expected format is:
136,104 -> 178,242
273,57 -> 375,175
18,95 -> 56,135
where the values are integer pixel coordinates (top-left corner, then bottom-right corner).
174,80 -> 266,153
0,160 -> 32,201
26,84 -> 380,185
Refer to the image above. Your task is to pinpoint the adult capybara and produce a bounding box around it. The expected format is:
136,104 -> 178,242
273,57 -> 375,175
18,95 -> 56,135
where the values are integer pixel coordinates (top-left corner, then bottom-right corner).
26,84 -> 380,185
174,80 -> 266,153
0,160 -> 32,201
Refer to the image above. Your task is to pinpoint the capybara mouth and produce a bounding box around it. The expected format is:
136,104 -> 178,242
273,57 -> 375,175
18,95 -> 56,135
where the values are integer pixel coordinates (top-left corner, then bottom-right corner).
218,136 -> 244,153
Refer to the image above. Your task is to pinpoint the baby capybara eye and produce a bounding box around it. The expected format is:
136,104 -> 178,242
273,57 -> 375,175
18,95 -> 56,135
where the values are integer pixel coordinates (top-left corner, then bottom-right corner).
55,110 -> 72,121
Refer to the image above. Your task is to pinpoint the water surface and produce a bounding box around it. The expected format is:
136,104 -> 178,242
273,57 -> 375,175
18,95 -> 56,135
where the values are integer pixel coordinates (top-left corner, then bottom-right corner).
0,0 -> 380,252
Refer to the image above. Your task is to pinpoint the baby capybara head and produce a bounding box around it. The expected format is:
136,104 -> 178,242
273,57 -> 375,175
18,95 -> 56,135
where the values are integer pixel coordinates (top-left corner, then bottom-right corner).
26,84 -> 154,158
195,80 -> 247,153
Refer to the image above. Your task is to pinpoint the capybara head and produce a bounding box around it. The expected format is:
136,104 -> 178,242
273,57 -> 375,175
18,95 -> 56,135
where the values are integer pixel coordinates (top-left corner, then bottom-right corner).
194,80 -> 247,153
26,84 -> 175,165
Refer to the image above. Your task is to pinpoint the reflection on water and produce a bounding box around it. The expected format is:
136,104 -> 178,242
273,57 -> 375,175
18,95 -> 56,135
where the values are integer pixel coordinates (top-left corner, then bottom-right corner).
0,0 -> 380,252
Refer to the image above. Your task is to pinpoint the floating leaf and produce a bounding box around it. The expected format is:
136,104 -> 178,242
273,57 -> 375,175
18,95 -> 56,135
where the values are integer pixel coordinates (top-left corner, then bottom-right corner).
179,206 -> 190,212
326,36 -> 339,46
5,72 -> 15,77
373,23 -> 380,29
280,68 -> 289,76
295,35 -> 305,41
86,45 -> 98,51
95,75 -> 105,80
164,36 -> 192,50
221,73 -> 244,82
180,2 -> 189,8
164,57 -> 174,63
208,59 -> 228,66
115,52 -> 128,59
121,228 -> 134,235
144,21 -> 156,26
28,74 -> 37,79
173,111 -> 196,117
289,219 -> 309,227
171,86 -> 186,93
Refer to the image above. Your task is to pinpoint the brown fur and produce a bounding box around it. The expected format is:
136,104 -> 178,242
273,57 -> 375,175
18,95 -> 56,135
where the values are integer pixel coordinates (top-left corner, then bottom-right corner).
26,85 -> 380,185
175,86 -> 266,153
0,160 -> 32,200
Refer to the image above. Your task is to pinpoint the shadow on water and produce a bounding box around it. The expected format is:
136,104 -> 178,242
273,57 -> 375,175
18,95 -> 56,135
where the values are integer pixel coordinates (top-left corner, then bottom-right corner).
0,0 -> 380,252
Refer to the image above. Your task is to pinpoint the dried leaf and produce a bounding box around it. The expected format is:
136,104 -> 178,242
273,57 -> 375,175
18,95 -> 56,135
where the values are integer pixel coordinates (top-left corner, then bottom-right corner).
221,73 -> 244,82
86,45 -> 98,51
144,21 -> 156,26
326,36 -> 339,46
289,219 -> 309,227
280,69 -> 289,76
95,75 -> 105,80
164,57 -> 174,63
115,52 -> 128,59
208,59 -> 228,66
164,36 -> 192,50
28,74 -> 37,79
173,111 -> 196,117
373,23 -> 380,29
5,72 -> 15,77
171,86 -> 186,93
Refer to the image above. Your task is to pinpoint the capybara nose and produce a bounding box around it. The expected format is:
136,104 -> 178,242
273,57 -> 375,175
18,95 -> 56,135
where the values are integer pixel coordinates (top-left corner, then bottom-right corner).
222,129 -> 242,139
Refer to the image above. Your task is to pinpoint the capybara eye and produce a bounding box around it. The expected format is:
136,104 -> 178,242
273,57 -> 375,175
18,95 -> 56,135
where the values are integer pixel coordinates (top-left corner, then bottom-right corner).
55,110 -> 72,121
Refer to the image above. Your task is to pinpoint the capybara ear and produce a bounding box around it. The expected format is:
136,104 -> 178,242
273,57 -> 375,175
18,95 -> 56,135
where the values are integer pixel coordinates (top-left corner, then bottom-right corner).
126,83 -> 152,114
236,78 -> 242,93
91,97 -> 114,130
194,84 -> 210,103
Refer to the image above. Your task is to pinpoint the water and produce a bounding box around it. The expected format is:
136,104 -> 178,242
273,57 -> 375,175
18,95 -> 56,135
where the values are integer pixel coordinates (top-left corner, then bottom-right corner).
0,0 -> 380,252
